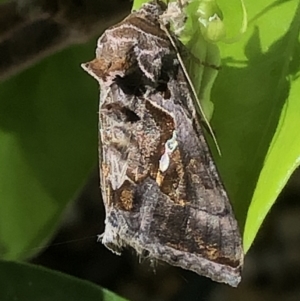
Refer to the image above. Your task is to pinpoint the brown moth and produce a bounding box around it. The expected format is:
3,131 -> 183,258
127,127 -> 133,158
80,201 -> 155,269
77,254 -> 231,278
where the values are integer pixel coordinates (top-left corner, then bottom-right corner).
81,0 -> 243,287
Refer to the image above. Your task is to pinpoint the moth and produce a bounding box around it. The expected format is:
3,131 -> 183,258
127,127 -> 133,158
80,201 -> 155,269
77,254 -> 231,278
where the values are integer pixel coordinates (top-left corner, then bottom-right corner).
82,0 -> 243,287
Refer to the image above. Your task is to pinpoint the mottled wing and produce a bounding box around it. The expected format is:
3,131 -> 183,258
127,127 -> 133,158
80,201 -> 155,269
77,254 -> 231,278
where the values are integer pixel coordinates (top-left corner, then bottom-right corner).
82,0 -> 243,288
101,71 -> 243,287
142,72 -> 243,287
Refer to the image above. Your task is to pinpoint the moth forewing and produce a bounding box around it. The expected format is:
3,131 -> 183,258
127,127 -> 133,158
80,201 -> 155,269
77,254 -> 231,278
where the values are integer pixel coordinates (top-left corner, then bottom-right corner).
81,0 -> 243,287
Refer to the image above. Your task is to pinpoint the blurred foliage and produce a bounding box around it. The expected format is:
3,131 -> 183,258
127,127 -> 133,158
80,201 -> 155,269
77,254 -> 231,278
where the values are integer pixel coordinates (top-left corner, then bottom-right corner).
0,260 -> 128,301
0,42 -> 99,259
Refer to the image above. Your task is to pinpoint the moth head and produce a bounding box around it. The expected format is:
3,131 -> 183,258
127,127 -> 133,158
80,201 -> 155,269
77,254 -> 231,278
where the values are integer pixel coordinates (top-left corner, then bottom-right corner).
136,1 -> 166,20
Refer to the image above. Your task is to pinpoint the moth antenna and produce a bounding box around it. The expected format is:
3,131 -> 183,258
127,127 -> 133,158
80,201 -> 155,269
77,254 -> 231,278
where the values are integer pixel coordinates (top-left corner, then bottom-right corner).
160,22 -> 222,156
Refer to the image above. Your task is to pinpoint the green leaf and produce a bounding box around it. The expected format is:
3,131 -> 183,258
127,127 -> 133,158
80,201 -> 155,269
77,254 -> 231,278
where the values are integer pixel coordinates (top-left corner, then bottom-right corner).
0,260 -> 128,301
212,0 -> 300,252
244,56 -> 300,252
0,43 -> 98,259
